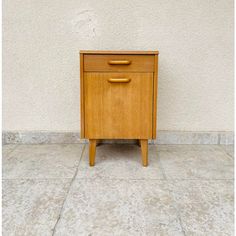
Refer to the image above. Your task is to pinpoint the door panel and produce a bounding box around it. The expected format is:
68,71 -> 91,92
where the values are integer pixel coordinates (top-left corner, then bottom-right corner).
84,72 -> 153,139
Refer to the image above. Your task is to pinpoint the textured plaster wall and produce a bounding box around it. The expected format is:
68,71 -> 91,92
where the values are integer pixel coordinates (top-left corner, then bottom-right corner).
3,0 -> 234,132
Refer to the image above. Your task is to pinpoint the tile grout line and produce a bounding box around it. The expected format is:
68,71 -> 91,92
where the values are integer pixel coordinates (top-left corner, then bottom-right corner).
51,144 -> 86,236
178,214 -> 187,236
165,182 -> 186,236
219,145 -> 234,160
219,146 -> 234,160
68,177 -> 234,182
156,146 -> 167,180
2,177 -> 75,181
225,152 -> 234,160
2,177 -> 234,181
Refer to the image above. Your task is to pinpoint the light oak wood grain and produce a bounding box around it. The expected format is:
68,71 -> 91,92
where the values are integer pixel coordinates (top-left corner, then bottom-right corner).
152,54 -> 158,138
89,139 -> 96,166
84,72 -> 153,139
84,55 -> 155,72
80,51 -> 158,166
80,50 -> 159,55
80,53 -> 85,138
140,139 -> 148,166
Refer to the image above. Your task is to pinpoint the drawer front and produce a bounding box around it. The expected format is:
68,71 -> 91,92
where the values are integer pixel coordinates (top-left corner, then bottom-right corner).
84,54 -> 155,72
84,72 -> 153,139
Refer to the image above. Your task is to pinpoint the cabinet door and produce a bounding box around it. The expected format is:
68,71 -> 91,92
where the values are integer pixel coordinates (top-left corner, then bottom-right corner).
84,72 -> 153,139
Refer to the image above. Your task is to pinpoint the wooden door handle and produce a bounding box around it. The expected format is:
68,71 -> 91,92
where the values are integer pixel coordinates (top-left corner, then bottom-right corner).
108,60 -> 131,65
108,78 -> 131,83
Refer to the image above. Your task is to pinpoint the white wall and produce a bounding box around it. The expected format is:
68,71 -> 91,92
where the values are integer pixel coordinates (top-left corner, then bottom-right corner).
3,0 -> 234,132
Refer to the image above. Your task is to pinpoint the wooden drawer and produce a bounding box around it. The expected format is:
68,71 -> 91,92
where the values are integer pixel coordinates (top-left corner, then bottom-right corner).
84,72 -> 153,139
84,54 -> 155,72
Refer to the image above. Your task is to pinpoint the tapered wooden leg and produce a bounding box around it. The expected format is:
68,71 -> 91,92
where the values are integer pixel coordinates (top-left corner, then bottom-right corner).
140,139 -> 148,167
89,139 -> 96,166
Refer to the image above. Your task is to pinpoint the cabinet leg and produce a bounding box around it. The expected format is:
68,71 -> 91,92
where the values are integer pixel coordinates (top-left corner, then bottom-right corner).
89,139 -> 96,166
140,139 -> 148,167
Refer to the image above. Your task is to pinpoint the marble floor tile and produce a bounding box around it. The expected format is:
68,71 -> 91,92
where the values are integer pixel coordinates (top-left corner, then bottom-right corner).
76,144 -> 165,180
54,179 -> 184,236
3,144 -> 85,179
156,144 -> 223,152
3,144 -> 17,157
169,180 -> 234,235
3,179 -> 70,236
2,144 -> 234,235
159,147 -> 234,180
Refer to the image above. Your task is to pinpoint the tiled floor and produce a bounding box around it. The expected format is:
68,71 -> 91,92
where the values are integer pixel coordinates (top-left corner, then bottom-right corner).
3,144 -> 234,236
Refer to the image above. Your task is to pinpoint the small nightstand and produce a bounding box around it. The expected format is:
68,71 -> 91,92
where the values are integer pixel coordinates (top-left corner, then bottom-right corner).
80,50 -> 159,166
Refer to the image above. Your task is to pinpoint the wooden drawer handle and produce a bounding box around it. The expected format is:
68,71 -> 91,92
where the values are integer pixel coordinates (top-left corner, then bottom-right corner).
108,78 -> 131,83
108,60 -> 131,65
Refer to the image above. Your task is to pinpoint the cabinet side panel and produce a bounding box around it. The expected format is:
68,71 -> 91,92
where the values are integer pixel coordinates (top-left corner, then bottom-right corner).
152,55 -> 158,138
80,53 -> 85,138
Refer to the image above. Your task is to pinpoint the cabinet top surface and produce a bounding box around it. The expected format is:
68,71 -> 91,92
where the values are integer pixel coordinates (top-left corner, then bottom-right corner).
80,50 -> 159,55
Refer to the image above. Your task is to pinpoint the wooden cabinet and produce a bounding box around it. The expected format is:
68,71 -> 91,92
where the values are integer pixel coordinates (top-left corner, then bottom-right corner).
80,50 -> 159,166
